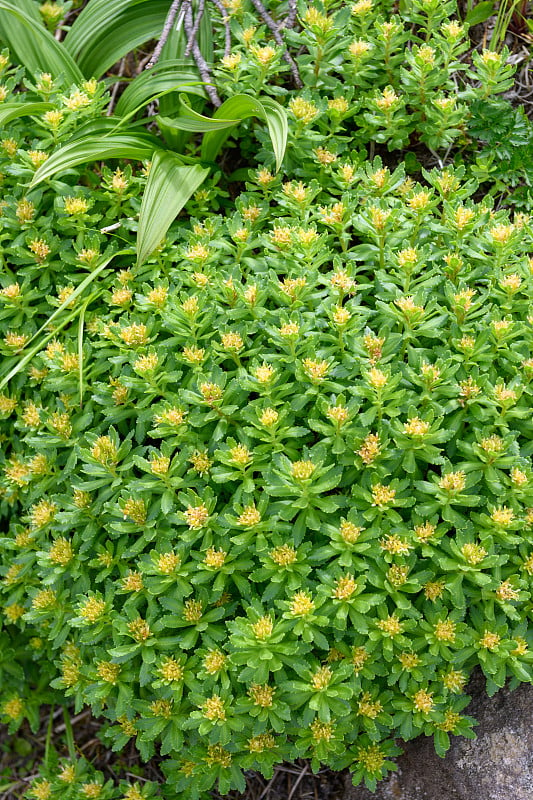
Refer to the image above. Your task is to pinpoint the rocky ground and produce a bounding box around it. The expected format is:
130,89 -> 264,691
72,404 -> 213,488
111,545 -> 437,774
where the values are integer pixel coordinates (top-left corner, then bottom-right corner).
345,670 -> 533,800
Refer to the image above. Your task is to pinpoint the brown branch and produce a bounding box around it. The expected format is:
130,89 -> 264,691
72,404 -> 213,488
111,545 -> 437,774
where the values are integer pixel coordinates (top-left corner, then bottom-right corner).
145,0 -> 182,69
183,0 -> 222,106
184,0 -> 206,57
106,57 -> 127,116
279,0 -> 298,30
211,0 -> 232,58
288,763 -> 309,800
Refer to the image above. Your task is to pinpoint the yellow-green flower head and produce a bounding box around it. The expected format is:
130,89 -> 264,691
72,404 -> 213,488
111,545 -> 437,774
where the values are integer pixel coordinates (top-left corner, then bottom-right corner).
247,733 -> 276,752
339,520 -> 363,543
377,614 -> 402,637
311,665 -> 332,690
159,656 -> 184,683
412,688 -> 434,713
238,504 -> 261,526
461,542 -> 487,565
249,683 -> 275,707
184,503 -> 209,529
358,692 -> 383,718
204,649 -> 226,674
291,460 -> 315,480
79,596 -> 105,622
97,661 -> 120,684
251,615 -> 273,639
357,743 -> 385,771
128,617 -> 151,642
205,744 -> 232,767
288,97 -> 319,124
311,719 -> 335,741
332,574 -> 357,600
270,544 -> 297,565
199,692 -> 226,721
289,590 -> 315,616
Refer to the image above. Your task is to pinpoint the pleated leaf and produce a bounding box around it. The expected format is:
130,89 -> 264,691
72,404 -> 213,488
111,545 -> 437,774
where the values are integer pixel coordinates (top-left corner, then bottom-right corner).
0,101 -> 54,129
201,94 -> 287,172
4,0 -> 40,21
30,131 -> 159,187
63,0 -> 171,78
0,0 -> 83,85
156,113 -> 239,133
115,61 -> 204,119
137,150 -> 209,266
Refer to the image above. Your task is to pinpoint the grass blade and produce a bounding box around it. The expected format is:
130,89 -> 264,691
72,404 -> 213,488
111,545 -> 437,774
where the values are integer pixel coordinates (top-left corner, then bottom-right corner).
78,298 -> 89,408
201,94 -> 287,171
0,250 -> 130,391
44,707 -> 54,770
0,0 -> 83,85
0,291 -> 99,392
3,0 -> 40,21
137,149 -> 209,266
11,260 -> 111,353
62,708 -> 77,762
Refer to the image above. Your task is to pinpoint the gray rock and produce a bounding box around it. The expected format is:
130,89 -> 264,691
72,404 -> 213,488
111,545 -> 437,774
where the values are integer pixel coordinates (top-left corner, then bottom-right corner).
344,670 -> 533,800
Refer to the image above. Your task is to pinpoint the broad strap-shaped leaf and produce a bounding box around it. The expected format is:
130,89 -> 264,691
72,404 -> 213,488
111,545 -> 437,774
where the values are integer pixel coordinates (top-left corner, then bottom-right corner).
64,0 -> 171,79
4,0 -> 40,21
0,101 -> 54,129
137,149 -> 209,266
114,61 -> 204,119
30,131 -> 159,187
157,112 -> 239,133
200,94 -> 287,172
156,94 -> 239,134
0,0 -> 83,85
65,116 -> 156,141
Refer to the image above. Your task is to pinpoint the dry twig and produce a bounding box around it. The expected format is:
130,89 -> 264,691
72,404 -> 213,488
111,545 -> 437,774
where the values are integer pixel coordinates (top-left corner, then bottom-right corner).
183,0 -> 222,106
211,0 -> 232,58
145,0 -> 183,69
184,0 -> 206,57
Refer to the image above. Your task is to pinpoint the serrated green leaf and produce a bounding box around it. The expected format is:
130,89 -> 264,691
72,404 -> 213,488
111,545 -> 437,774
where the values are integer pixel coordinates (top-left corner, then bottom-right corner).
201,94 -> 287,172
137,149 -> 209,266
0,0 -> 83,85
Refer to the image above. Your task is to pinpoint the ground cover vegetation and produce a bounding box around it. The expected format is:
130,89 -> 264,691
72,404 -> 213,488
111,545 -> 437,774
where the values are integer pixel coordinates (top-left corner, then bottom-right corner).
1,0 -> 533,798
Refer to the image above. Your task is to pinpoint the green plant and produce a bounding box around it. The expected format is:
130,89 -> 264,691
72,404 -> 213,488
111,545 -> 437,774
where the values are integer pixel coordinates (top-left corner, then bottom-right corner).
0,1 -> 288,274
2,125 -> 533,794
467,96 -> 533,207
1,0 -> 533,798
